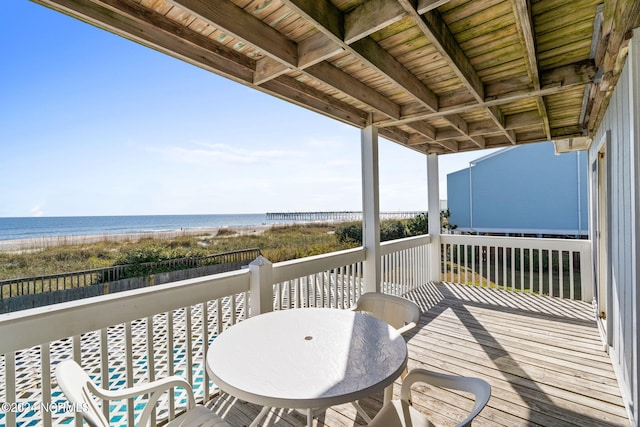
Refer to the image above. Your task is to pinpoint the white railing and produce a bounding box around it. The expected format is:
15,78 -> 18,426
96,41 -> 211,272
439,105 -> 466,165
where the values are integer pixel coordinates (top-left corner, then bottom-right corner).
381,234 -> 431,296
272,248 -> 366,310
0,270 -> 251,427
1,233 -> 589,427
269,235 -> 432,310
0,236 -> 431,427
441,234 -> 593,301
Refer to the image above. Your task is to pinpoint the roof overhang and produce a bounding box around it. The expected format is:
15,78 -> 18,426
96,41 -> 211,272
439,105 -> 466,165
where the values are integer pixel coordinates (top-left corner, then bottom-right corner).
32,0 -> 640,156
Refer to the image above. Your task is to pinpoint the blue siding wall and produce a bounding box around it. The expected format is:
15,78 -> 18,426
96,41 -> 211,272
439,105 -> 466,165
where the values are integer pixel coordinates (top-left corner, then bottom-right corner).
447,142 -> 588,235
447,169 -> 470,229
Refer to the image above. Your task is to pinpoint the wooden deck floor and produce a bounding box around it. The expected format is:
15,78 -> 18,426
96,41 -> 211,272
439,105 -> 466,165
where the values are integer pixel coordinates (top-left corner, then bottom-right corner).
205,282 -> 630,426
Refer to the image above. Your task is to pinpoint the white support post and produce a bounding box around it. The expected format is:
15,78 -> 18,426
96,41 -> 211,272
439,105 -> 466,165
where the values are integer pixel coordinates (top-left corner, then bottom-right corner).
361,122 -> 381,293
249,256 -> 273,316
427,154 -> 442,281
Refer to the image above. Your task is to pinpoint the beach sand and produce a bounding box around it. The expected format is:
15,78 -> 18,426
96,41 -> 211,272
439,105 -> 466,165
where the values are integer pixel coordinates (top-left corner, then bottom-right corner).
0,224 -> 273,251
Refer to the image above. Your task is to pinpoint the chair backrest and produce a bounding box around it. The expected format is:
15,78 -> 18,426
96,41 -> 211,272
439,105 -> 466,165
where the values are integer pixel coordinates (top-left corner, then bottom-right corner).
353,292 -> 421,333
55,360 -> 110,427
401,369 -> 491,427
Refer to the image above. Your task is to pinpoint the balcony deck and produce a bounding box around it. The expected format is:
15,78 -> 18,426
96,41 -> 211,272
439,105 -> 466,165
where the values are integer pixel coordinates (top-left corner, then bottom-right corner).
206,282 -> 629,426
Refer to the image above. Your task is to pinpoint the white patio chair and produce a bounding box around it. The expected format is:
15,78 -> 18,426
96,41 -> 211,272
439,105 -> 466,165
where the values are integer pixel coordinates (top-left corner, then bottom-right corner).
55,359 -> 229,427
351,292 -> 421,402
367,368 -> 491,427
351,292 -> 421,335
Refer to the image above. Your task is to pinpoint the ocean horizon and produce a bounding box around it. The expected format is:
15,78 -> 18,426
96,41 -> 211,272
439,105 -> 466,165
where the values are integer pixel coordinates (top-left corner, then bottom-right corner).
0,214 -> 290,241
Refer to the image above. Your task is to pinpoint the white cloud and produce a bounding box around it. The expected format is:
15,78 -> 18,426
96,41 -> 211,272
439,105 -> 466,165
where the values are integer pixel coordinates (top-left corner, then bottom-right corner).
306,136 -> 349,150
29,204 -> 44,217
146,141 -> 308,165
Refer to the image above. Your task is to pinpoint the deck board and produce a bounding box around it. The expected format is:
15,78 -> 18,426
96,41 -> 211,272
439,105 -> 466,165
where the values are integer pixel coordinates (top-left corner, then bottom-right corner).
205,282 -> 630,426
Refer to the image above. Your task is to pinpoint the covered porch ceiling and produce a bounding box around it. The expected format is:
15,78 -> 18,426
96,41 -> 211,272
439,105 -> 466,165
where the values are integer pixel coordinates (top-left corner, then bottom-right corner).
34,0 -> 640,155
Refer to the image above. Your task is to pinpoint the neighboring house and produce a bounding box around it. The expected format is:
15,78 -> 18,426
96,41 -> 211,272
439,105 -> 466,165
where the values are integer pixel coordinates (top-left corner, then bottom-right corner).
447,142 -> 588,236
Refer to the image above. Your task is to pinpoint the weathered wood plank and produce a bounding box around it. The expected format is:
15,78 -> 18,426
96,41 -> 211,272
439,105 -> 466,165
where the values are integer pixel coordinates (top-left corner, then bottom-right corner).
298,32 -> 343,68
171,0 -> 298,66
203,283 -> 629,427
34,0 -> 634,152
344,0 -> 406,44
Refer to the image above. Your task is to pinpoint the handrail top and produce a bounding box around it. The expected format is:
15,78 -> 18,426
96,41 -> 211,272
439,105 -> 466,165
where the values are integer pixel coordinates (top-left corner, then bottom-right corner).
441,233 -> 591,249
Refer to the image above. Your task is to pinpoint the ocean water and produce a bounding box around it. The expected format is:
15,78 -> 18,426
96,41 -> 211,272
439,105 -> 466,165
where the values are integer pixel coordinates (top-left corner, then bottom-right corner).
0,214 -> 290,241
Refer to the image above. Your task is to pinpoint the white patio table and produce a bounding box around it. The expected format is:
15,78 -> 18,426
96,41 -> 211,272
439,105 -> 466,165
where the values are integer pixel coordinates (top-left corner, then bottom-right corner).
206,307 -> 408,427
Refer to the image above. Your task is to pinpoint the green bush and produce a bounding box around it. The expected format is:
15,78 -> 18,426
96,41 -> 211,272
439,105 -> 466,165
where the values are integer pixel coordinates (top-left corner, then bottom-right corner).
335,220 -> 409,244
407,213 -> 428,235
335,222 -> 363,244
380,220 -> 407,241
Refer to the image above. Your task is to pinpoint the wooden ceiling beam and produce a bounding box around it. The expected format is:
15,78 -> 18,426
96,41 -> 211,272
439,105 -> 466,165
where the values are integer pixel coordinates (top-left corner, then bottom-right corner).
407,121 -> 437,141
168,0 -> 298,67
470,135 -> 486,149
283,0 -> 439,113
305,62 -> 401,119
254,58 -> 289,85
405,3 -> 483,101
32,0 -> 628,152
398,0 -> 482,148
34,0 -> 255,83
349,37 -> 439,110
584,0 -> 640,134
33,0 -> 373,133
263,76 -> 369,127
375,59 -> 597,126
416,0 -> 453,14
298,32 -> 344,69
255,33 -> 343,85
436,139 -> 459,152
435,122 -> 528,142
169,0 -> 404,121
378,127 -> 413,147
511,0 -> 551,141
398,0 -> 516,146
344,0 -> 406,45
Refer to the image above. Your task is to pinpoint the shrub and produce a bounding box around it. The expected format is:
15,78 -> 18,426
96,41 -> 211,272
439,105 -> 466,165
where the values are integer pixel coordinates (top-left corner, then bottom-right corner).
335,222 -> 363,244
407,213 -> 428,236
336,220 -> 409,243
380,220 -> 407,241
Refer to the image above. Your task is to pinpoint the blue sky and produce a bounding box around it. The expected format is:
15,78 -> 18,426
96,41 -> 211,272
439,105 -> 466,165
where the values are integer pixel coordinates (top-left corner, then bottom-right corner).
1,0 -> 498,217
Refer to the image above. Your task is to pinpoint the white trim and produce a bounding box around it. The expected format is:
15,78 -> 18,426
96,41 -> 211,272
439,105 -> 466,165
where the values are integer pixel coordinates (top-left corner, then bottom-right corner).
453,227 -> 588,236
361,123 -> 381,293
630,27 -> 640,427
469,146 -> 516,165
427,154 -> 441,281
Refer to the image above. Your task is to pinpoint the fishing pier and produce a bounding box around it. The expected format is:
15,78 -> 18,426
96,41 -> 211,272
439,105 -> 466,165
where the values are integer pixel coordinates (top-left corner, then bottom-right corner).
266,211 -> 424,222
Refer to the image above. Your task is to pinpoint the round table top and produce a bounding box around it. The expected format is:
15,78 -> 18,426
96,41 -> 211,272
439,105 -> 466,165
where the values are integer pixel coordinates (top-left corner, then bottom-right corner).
206,307 -> 408,409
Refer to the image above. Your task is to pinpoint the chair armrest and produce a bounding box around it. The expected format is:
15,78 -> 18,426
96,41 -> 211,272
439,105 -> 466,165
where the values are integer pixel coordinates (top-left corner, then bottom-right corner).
400,369 -> 491,427
89,375 -> 194,402
396,322 -> 417,336
89,375 -> 196,427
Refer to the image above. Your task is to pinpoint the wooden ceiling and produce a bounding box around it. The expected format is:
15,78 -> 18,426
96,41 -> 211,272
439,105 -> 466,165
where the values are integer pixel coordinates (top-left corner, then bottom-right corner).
34,0 -> 640,155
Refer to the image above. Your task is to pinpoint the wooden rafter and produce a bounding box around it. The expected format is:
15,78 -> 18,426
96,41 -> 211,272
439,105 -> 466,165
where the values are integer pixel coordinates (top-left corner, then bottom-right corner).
28,0 -> 637,155
398,0 -> 513,147
167,0 -> 407,123
281,0 -> 447,145
377,59 -> 597,125
583,0 -> 640,134
344,0 -> 406,45
511,0 -> 551,141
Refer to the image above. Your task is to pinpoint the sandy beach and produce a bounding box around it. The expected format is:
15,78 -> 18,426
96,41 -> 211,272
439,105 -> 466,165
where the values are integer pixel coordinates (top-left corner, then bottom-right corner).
0,224 -> 273,252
